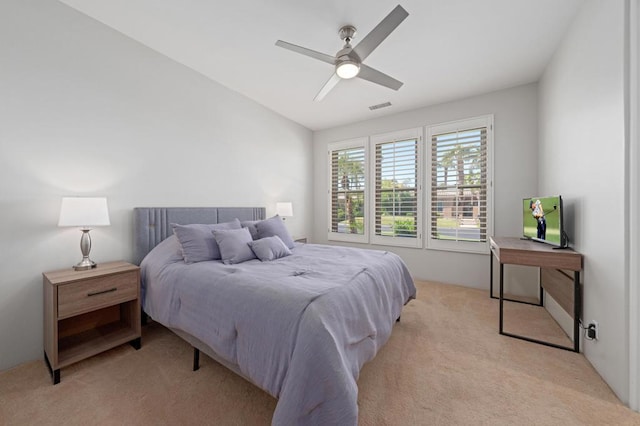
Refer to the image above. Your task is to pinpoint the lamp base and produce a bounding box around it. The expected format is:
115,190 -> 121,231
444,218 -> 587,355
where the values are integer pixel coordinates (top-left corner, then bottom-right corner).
74,229 -> 97,271
73,257 -> 97,271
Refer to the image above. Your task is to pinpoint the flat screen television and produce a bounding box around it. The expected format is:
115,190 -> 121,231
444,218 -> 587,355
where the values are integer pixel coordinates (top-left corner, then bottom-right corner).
522,195 -> 567,247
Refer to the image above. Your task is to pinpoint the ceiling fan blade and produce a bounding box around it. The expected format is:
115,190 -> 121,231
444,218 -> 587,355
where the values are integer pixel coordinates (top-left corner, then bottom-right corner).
358,64 -> 403,90
314,73 -> 341,101
353,5 -> 409,62
275,40 -> 336,65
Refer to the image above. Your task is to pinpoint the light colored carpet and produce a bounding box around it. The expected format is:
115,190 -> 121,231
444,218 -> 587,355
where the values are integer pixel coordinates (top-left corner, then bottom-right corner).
1,281 -> 638,425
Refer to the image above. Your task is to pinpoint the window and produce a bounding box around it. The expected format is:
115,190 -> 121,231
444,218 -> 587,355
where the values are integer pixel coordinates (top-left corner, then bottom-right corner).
426,116 -> 493,253
371,129 -> 422,247
328,138 -> 368,243
326,116 -> 492,254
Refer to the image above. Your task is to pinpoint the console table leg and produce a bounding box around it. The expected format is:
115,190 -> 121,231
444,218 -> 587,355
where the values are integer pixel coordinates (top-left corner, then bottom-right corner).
499,262 -> 504,334
539,271 -> 544,307
489,252 -> 494,298
574,271 -> 581,353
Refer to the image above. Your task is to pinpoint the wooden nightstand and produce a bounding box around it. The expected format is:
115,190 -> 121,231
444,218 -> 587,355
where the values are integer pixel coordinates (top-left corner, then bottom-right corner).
43,261 -> 141,384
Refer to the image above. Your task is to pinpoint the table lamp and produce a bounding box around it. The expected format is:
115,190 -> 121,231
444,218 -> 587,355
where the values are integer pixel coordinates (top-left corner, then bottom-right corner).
276,202 -> 293,220
58,197 -> 110,271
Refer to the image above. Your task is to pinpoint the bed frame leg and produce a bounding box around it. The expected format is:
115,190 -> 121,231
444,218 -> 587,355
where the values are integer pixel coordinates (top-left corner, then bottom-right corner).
396,316 -> 401,323
193,348 -> 200,371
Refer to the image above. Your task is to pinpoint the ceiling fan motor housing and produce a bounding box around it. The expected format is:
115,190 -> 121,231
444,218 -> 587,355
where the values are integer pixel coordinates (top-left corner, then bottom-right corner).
335,29 -> 361,79
339,25 -> 357,43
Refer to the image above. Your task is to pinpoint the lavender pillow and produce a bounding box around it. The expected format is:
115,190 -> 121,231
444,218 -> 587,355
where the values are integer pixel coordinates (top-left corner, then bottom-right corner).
212,227 -> 256,265
240,220 -> 260,240
248,236 -> 292,261
171,219 -> 241,263
256,215 -> 295,249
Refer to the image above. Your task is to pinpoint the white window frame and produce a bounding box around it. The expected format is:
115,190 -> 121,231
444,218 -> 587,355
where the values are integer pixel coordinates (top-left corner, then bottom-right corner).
327,137 -> 369,243
369,128 -> 423,248
425,115 -> 494,254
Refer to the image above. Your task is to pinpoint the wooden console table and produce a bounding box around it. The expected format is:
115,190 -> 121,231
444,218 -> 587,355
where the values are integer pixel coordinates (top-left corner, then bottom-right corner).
489,236 -> 583,352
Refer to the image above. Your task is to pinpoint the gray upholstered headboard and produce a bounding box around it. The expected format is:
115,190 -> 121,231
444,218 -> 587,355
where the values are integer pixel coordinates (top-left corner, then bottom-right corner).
133,207 -> 265,265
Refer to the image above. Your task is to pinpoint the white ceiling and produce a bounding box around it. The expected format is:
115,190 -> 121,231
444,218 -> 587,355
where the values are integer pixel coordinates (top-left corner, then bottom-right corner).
58,0 -> 584,131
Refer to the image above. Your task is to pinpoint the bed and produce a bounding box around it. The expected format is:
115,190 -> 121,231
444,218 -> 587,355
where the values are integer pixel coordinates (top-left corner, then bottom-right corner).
134,207 -> 416,425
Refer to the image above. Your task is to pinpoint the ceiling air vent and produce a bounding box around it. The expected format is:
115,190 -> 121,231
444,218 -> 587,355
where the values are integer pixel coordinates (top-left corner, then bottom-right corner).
369,102 -> 392,111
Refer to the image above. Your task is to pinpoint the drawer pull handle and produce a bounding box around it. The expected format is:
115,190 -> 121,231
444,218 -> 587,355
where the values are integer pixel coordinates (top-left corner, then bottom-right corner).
87,287 -> 117,297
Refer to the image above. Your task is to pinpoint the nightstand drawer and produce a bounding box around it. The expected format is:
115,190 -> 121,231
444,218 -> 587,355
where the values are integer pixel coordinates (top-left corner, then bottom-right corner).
57,272 -> 138,319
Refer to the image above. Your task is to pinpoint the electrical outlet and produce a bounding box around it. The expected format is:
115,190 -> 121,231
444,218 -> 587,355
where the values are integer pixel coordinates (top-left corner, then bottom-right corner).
587,321 -> 599,340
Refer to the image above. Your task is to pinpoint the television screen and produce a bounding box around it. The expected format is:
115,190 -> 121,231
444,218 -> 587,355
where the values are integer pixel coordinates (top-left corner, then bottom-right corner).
522,195 -> 564,247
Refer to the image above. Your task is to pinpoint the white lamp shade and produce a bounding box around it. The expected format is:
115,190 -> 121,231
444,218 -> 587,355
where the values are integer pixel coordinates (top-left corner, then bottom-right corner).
58,197 -> 111,228
276,202 -> 293,217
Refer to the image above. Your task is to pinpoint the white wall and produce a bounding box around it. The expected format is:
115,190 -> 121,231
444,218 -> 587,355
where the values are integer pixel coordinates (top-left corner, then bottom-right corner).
539,0 -> 629,403
313,84 -> 539,289
0,0 -> 313,371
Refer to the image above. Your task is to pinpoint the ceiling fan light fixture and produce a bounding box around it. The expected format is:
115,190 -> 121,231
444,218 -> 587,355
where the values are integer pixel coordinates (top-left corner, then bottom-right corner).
275,5 -> 408,100
336,60 -> 360,79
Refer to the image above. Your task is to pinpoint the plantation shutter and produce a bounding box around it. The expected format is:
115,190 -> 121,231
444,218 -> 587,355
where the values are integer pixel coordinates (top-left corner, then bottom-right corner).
330,145 -> 366,236
430,127 -> 488,243
374,138 -> 419,240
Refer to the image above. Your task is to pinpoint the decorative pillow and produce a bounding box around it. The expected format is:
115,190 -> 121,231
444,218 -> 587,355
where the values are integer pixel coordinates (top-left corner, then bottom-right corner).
171,219 -> 241,263
256,215 -> 295,249
240,220 -> 260,240
248,235 -> 292,261
212,227 -> 256,265
141,234 -> 184,266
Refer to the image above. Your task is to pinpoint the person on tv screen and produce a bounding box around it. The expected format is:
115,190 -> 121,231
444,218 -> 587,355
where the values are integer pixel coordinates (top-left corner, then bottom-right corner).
530,199 -> 546,239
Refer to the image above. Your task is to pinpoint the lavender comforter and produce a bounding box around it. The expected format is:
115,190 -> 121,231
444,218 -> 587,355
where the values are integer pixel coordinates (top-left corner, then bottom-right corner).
141,236 -> 416,425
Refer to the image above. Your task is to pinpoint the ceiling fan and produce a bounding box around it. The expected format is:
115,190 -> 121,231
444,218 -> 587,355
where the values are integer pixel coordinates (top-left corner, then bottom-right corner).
275,5 -> 409,101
